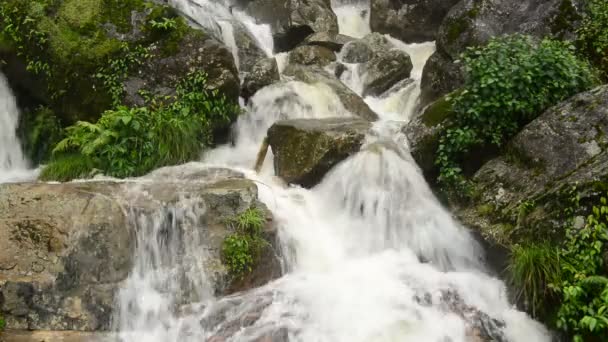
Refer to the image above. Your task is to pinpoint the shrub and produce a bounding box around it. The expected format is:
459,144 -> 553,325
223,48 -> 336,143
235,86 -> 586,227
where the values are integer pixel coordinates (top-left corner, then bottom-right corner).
221,208 -> 267,277
435,35 -> 597,192
556,196 -> 608,341
576,0 -> 608,80
507,242 -> 561,318
42,71 -> 240,180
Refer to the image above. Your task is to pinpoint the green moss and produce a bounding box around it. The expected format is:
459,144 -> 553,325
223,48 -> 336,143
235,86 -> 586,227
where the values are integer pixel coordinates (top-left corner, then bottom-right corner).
39,153 -> 96,182
58,0 -> 104,32
221,207 -> 267,278
444,2 -> 481,44
19,106 -> 64,164
551,0 -> 582,39
421,96 -> 454,127
103,0 -> 146,33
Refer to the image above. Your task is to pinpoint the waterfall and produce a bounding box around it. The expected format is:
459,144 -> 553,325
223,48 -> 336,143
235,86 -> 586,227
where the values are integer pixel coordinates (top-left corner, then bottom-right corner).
0,73 -> 35,183
113,0 -> 551,341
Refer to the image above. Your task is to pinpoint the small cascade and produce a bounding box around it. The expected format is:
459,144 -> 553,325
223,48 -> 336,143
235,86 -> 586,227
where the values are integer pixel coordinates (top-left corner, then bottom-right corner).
0,73 -> 35,183
332,0 -> 371,38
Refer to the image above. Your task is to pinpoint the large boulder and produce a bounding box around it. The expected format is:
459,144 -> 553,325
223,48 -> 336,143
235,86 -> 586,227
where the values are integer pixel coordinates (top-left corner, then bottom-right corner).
283,64 -> 379,121
288,45 -> 336,67
362,50 -> 413,96
242,57 -> 280,100
340,32 -> 393,64
0,167 -> 281,334
419,0 -> 585,107
370,0 -> 461,43
245,0 -> 339,52
267,118 -> 371,187
455,85 -> 608,249
232,20 -> 269,76
0,0 -> 240,124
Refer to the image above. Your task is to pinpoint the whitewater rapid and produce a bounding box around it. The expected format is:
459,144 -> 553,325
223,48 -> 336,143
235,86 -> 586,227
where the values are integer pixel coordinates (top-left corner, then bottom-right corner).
112,0 -> 552,341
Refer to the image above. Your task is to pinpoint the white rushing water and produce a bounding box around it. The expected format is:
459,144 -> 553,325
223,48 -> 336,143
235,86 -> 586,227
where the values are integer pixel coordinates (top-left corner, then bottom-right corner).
0,73 -> 36,183
113,0 -> 551,341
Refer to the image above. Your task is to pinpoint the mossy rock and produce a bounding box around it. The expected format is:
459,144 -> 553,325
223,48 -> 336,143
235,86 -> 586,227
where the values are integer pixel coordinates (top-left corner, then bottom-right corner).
267,118 -> 371,188
0,0 -> 239,126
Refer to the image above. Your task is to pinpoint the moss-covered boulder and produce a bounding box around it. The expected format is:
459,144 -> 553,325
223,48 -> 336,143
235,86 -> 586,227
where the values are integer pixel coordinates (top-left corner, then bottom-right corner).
362,50 -> 413,97
242,57 -> 280,100
0,0 -> 239,124
420,0 -> 585,107
402,96 -> 453,181
455,85 -> 608,250
267,118 -> 371,187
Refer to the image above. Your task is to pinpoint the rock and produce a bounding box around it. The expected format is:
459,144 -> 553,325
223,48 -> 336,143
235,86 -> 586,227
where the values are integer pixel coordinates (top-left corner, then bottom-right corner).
0,330 -> 111,342
455,85 -> 608,248
242,57 -> 280,100
420,0 -> 585,107
288,45 -> 336,67
361,50 -> 413,96
124,31 -> 240,107
283,64 -> 379,121
402,96 -> 453,180
0,168 -> 281,332
340,32 -> 393,64
267,118 -> 371,187
232,20 -> 269,76
302,32 -> 355,52
341,40 -> 375,64
370,0 -> 460,43
0,1 -> 240,124
245,0 -> 339,52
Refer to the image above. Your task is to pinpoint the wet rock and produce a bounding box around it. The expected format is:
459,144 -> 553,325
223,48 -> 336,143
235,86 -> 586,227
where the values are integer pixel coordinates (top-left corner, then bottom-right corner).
341,40 -> 375,64
267,118 -> 371,187
288,45 -> 336,67
455,85 -> 608,248
283,64 -> 378,121
233,20 -> 269,75
246,0 -> 339,52
370,0 -> 460,43
420,0 -> 585,107
402,95 -> 453,180
242,57 -> 280,100
302,32 -> 355,52
124,32 -> 240,108
362,50 -> 413,97
0,169 -> 281,332
0,330 -> 111,342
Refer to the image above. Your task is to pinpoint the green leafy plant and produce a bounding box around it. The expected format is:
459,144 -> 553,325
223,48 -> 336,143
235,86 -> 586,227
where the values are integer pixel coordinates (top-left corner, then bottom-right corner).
435,35 -> 597,193
507,242 -> 561,318
576,0 -> 608,80
42,71 -> 240,180
221,208 -> 267,277
149,17 -> 178,31
556,196 -> 608,341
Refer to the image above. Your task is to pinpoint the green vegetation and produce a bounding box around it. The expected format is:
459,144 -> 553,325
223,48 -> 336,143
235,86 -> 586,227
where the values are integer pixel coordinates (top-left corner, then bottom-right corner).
435,35 -> 597,194
507,242 -> 561,318
40,71 -> 240,180
221,208 -> 267,278
555,196 -> 608,341
20,106 -> 64,164
576,0 -> 608,80
0,314 -> 4,332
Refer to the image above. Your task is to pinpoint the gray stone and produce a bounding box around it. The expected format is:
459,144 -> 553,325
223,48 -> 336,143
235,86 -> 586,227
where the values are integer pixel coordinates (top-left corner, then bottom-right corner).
341,40 -> 375,64
302,32 -> 355,52
362,50 -> 413,96
267,118 -> 371,187
288,45 -> 336,67
242,57 -> 280,100
370,0 -> 460,43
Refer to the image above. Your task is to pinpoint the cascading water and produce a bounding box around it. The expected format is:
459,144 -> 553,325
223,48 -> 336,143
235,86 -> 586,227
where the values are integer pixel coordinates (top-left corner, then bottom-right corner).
0,73 -> 35,183
114,0 -> 552,341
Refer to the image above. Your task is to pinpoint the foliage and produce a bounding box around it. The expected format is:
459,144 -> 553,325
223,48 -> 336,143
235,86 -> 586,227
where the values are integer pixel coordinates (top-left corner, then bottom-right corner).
221,208 -> 267,277
42,71 -> 240,180
39,153 -> 96,181
0,314 -> 4,332
435,35 -> 597,193
507,242 -> 561,318
555,196 -> 608,341
576,0 -> 608,80
20,106 -> 64,164
149,17 -> 178,31
95,44 -> 151,107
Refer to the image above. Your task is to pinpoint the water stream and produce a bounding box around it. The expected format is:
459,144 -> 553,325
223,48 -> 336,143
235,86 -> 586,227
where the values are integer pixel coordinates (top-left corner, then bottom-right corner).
109,0 -> 551,341
0,73 -> 36,183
